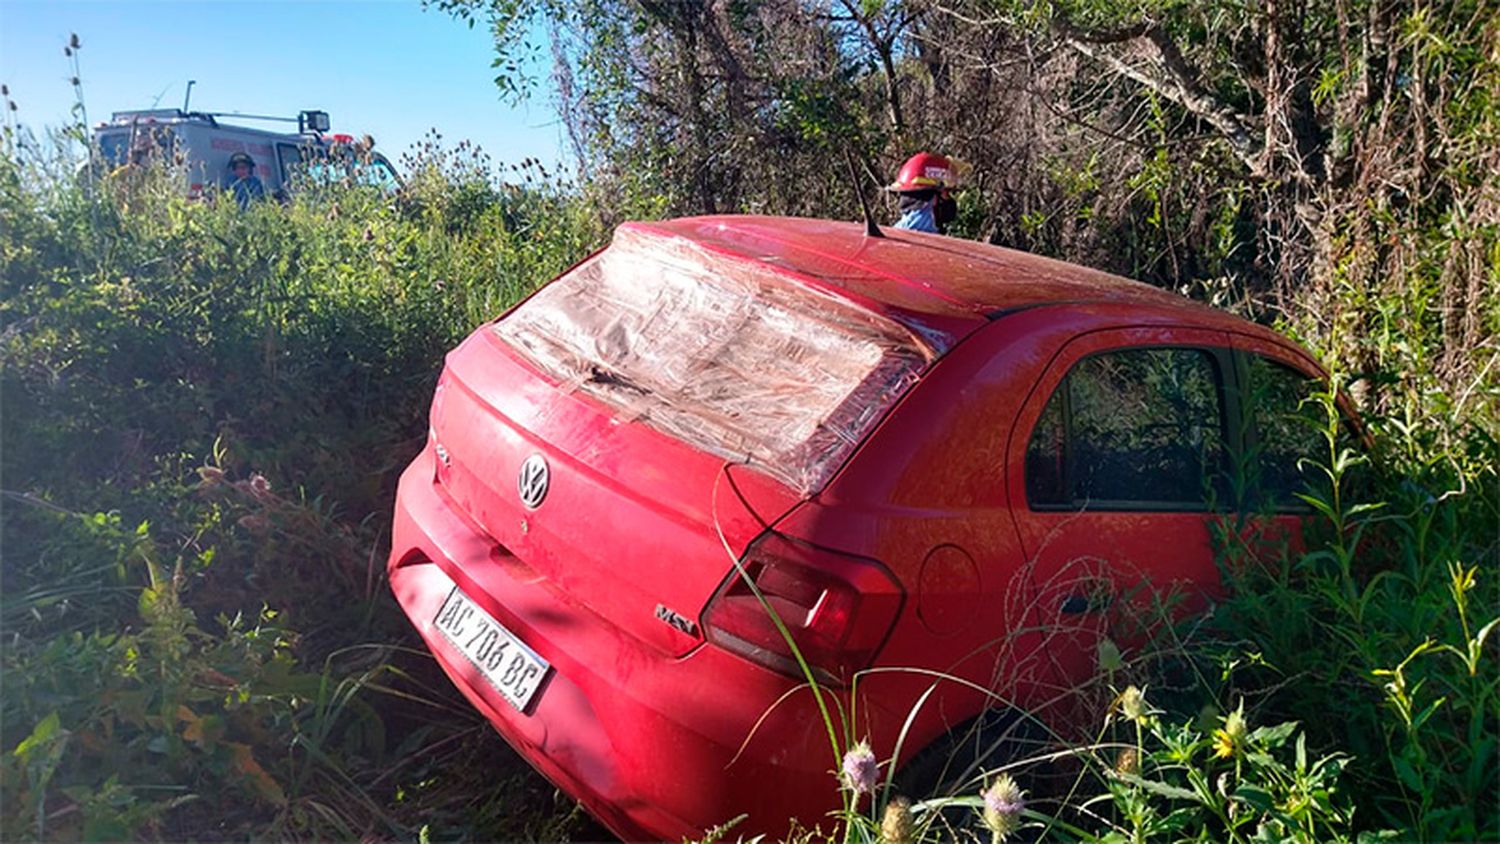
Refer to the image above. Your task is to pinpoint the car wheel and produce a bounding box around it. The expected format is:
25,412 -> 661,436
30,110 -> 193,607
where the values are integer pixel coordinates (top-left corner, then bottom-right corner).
891,708 -> 1053,842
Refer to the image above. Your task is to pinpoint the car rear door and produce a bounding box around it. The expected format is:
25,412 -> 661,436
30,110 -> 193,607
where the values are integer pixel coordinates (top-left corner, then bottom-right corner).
1225,333 -> 1342,563
1004,327 -> 1236,715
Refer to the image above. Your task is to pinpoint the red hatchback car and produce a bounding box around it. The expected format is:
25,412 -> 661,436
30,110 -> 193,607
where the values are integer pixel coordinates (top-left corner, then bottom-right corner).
388,216 -> 1328,840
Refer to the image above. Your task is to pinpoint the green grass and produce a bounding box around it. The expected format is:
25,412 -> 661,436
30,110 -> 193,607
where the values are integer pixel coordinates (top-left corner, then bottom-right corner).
0,131 -> 607,840
2,120 -> 1495,842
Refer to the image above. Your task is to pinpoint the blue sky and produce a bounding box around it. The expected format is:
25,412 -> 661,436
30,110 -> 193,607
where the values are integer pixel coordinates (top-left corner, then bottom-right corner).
0,0 -> 565,172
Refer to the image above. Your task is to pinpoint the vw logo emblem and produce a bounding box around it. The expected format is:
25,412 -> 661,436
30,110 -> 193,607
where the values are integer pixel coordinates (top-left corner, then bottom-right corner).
517,454 -> 549,509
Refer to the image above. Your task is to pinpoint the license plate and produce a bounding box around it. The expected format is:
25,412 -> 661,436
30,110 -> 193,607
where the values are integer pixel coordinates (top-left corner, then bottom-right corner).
432,586 -> 550,712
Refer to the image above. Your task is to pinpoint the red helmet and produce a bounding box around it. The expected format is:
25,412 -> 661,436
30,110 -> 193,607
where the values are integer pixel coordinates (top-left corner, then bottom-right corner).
889,152 -> 954,192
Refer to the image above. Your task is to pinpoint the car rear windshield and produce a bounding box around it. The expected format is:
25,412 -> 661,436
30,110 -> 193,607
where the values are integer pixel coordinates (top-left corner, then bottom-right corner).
493,225 -> 935,493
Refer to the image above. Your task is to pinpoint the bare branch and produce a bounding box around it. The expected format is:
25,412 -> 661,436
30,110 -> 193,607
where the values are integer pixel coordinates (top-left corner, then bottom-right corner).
1053,18 -> 1265,175
837,0 -> 905,132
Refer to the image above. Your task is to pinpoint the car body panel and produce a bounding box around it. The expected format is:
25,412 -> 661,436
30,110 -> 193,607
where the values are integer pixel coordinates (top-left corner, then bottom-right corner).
430,327 -> 805,657
390,449 -> 838,842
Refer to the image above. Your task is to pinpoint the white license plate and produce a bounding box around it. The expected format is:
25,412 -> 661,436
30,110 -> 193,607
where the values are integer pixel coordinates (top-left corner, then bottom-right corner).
432,586 -> 550,712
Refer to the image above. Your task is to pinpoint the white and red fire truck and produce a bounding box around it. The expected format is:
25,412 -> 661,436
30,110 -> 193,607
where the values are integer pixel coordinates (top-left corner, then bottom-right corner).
92,108 -> 400,197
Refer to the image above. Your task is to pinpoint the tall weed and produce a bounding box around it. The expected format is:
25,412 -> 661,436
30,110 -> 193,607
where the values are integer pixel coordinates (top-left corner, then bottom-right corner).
1,120 -> 603,838
1212,383 -> 1498,841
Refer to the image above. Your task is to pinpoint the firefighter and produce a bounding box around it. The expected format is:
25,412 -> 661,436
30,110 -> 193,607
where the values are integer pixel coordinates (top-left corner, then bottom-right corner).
889,152 -> 958,234
105,131 -> 156,208
224,151 -> 266,209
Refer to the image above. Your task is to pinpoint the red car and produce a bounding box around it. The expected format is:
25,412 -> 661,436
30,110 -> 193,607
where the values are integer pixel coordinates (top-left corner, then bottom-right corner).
387,216 -> 1328,840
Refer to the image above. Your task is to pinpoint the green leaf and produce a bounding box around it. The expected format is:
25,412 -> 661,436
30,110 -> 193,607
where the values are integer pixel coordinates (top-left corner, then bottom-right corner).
1114,772 -> 1201,803
1249,720 -> 1299,748
14,711 -> 62,761
1470,616 -> 1500,672
1246,751 -> 1278,768
1411,696 -> 1447,732
1392,754 -> 1424,792
82,815 -> 132,842
1231,784 -> 1276,813
1098,638 -> 1124,672
1292,493 -> 1337,519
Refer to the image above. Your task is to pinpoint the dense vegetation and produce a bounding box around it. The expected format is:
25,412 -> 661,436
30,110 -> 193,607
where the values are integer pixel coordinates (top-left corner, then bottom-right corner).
440,0 -> 1497,411
0,129 -> 611,839
4,1 -> 1498,840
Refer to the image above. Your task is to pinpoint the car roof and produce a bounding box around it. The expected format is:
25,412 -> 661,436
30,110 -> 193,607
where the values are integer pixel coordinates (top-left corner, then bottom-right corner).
631,215 -> 1244,348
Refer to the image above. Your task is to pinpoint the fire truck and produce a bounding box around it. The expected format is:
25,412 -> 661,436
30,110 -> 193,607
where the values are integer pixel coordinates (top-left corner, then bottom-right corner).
92,108 -> 400,198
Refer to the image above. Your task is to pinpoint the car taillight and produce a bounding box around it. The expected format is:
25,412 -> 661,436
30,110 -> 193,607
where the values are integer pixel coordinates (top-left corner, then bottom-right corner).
703,532 -> 904,684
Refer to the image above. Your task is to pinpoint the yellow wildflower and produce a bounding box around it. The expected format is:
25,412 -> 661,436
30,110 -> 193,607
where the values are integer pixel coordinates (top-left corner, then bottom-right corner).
1212,702 -> 1248,760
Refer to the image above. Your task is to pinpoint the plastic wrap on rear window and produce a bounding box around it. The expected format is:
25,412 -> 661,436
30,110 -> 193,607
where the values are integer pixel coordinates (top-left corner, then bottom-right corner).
492,224 -> 935,493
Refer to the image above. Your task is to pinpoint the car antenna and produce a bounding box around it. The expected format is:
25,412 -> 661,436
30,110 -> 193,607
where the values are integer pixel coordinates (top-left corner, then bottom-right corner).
843,148 -> 884,238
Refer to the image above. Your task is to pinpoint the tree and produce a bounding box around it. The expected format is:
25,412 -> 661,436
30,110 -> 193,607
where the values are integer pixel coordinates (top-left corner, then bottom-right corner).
433,0 -> 1498,410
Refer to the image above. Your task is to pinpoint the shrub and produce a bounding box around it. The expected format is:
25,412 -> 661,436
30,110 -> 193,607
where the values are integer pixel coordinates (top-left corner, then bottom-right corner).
1209,385 -> 1499,841
0,126 -> 603,839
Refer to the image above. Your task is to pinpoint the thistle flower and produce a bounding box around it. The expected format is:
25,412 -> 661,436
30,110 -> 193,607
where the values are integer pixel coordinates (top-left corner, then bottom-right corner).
70,33 -> 81,49
879,795 -> 914,844
981,773 -> 1025,842
1117,685 -> 1149,725
1212,702 -> 1248,760
840,740 -> 878,796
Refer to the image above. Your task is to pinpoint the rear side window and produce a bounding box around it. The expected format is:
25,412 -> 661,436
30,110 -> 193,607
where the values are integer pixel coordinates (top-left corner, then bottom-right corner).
493,226 -> 933,493
1027,348 -> 1227,509
1244,356 -> 1323,508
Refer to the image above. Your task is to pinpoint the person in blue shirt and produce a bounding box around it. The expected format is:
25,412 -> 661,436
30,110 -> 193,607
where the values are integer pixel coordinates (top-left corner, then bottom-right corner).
224,151 -> 266,209
889,152 -> 958,234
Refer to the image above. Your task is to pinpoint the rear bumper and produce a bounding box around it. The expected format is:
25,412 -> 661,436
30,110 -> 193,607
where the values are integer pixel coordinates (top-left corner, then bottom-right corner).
387,446 -> 837,841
